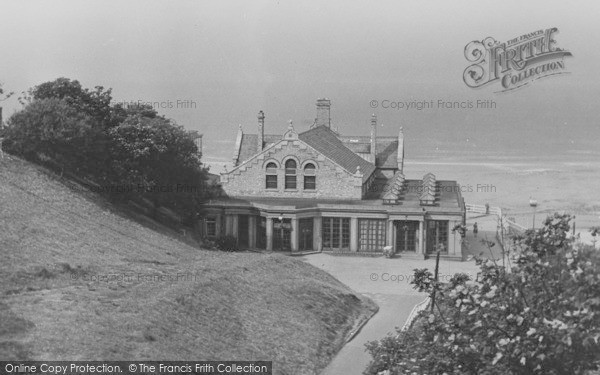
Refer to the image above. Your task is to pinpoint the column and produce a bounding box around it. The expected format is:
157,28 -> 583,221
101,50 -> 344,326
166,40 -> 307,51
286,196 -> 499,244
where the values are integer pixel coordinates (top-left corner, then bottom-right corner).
266,217 -> 273,251
350,217 -> 358,252
313,216 -> 322,251
447,220 -> 455,256
291,218 -> 298,252
386,219 -> 394,247
224,215 -> 233,236
248,216 -> 256,249
418,220 -> 425,255
215,213 -> 223,236
231,215 -> 239,239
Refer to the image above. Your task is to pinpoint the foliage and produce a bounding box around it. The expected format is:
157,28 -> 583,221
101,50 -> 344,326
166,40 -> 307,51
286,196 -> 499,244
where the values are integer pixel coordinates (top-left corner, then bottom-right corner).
108,113 -> 209,221
214,235 -> 239,252
383,246 -> 394,258
452,223 -> 469,238
3,98 -> 107,174
365,213 -> 600,375
3,77 -> 218,224
0,82 -> 14,102
31,78 -> 114,127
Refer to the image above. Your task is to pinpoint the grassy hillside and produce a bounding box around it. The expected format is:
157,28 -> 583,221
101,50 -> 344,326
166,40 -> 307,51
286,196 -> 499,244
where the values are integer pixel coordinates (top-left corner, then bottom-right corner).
0,156 -> 376,374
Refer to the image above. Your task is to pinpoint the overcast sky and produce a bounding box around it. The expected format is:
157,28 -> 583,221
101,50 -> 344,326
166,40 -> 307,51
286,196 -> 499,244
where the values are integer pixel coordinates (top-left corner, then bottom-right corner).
1,0 -> 598,165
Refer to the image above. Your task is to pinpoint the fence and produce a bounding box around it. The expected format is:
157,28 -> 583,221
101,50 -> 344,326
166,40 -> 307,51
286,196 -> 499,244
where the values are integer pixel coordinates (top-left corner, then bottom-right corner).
465,203 -> 527,252
401,297 -> 431,332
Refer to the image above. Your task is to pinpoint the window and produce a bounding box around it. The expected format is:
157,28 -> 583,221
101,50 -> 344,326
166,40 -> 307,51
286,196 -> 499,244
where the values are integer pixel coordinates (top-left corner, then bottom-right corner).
265,162 -> 277,189
304,163 -> 316,190
322,217 -> 350,250
426,220 -> 449,254
358,219 -> 386,252
206,217 -> 217,237
285,159 -> 297,189
396,221 -> 419,252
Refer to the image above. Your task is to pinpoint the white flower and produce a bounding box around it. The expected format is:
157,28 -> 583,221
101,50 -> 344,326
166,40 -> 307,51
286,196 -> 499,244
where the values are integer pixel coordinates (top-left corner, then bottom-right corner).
492,352 -> 503,365
516,316 -> 524,326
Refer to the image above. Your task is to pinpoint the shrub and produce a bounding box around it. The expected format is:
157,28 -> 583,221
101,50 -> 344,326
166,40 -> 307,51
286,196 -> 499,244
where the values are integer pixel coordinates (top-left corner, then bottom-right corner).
365,213 -> 600,375
214,235 -> 239,252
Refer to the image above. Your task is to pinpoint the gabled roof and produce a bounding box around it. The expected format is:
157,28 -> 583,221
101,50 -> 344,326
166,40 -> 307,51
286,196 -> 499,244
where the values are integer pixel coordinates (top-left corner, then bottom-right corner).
339,136 -> 399,169
237,134 -> 281,163
298,125 -> 376,182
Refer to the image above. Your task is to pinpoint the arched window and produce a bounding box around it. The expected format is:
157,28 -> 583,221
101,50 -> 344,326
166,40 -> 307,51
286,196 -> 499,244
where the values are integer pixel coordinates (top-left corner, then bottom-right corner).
284,159 -> 297,189
265,162 -> 278,189
304,163 -> 316,190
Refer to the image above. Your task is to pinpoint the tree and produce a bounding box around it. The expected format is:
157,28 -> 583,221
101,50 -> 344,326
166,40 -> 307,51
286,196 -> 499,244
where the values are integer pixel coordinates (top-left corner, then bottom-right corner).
108,114 -> 208,221
365,214 -> 600,375
3,98 -> 104,171
0,82 -> 14,102
32,77 -> 113,127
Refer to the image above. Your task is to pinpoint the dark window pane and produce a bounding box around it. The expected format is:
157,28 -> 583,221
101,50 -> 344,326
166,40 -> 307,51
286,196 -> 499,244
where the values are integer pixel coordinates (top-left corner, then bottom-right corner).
285,175 -> 296,189
304,176 -> 316,190
266,175 -> 277,189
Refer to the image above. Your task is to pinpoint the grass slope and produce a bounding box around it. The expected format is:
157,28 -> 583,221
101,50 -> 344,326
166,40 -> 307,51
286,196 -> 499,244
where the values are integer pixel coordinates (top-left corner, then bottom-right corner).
0,156 -> 376,374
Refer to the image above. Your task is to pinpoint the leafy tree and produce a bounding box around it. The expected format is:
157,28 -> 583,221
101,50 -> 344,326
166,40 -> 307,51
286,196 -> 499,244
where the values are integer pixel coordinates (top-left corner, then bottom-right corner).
32,77 -> 113,127
0,82 -> 14,102
108,113 -> 208,221
365,213 -> 600,375
5,77 -> 217,227
3,98 -> 105,172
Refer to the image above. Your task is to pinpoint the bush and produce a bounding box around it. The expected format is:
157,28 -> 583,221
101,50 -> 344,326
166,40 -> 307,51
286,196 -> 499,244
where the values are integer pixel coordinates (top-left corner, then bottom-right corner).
214,235 -> 239,252
365,213 -> 600,375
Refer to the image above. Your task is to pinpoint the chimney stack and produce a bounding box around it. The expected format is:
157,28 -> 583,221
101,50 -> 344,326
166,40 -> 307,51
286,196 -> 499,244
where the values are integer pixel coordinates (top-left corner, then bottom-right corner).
195,134 -> 203,157
397,126 -> 404,174
315,98 -> 331,128
257,110 -> 265,151
0,107 -> 3,129
370,114 -> 377,164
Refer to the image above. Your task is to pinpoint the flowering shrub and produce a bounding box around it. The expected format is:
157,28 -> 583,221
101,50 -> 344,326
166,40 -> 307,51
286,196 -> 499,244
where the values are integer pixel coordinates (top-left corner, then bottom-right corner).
383,246 -> 394,258
365,214 -> 600,375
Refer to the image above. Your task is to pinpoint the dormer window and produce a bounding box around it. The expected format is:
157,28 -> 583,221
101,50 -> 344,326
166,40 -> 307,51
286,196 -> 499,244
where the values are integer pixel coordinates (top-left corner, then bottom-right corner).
304,163 -> 316,190
265,162 -> 278,189
285,159 -> 297,189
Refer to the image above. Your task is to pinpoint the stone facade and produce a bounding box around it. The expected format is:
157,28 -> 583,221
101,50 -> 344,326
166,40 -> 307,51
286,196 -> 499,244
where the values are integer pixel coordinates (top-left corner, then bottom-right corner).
221,138 -> 363,200
201,99 -> 467,260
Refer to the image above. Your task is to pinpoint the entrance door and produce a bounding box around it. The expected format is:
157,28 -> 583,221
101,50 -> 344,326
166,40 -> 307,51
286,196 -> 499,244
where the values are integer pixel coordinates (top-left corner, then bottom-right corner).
238,215 -> 249,248
426,220 -> 449,254
299,218 -> 314,251
395,220 -> 419,252
273,219 -> 292,251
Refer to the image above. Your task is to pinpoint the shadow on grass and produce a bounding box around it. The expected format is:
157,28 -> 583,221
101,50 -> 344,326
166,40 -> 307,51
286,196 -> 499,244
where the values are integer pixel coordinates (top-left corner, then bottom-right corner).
0,302 -> 35,360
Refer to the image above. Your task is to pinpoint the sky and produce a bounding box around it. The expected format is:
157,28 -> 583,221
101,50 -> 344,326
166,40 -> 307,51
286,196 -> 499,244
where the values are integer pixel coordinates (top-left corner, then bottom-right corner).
1,0 -> 599,169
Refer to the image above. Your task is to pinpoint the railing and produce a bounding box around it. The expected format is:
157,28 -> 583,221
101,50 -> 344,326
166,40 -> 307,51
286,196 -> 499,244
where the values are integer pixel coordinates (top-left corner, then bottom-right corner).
465,203 -> 501,216
401,297 -> 431,332
466,203 -> 528,253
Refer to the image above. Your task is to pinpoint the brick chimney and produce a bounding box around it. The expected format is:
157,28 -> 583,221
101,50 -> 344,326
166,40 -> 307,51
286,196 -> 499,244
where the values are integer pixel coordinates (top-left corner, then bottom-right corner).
397,126 -> 404,174
315,98 -> 331,128
257,110 -> 265,151
370,114 -> 377,164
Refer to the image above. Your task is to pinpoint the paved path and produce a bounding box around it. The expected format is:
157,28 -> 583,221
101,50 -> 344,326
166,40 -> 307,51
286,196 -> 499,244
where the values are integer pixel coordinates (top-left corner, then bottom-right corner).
464,213 -> 504,260
303,254 -> 481,374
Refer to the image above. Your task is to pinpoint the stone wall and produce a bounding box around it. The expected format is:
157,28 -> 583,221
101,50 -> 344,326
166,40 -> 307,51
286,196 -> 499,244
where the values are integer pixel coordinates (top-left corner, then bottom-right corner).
221,139 -> 364,199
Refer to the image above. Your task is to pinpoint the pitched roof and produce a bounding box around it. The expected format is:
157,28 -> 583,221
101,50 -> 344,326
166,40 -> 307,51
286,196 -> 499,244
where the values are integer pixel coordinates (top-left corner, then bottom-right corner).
237,134 -> 282,163
298,125 -> 376,182
339,136 -> 399,168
